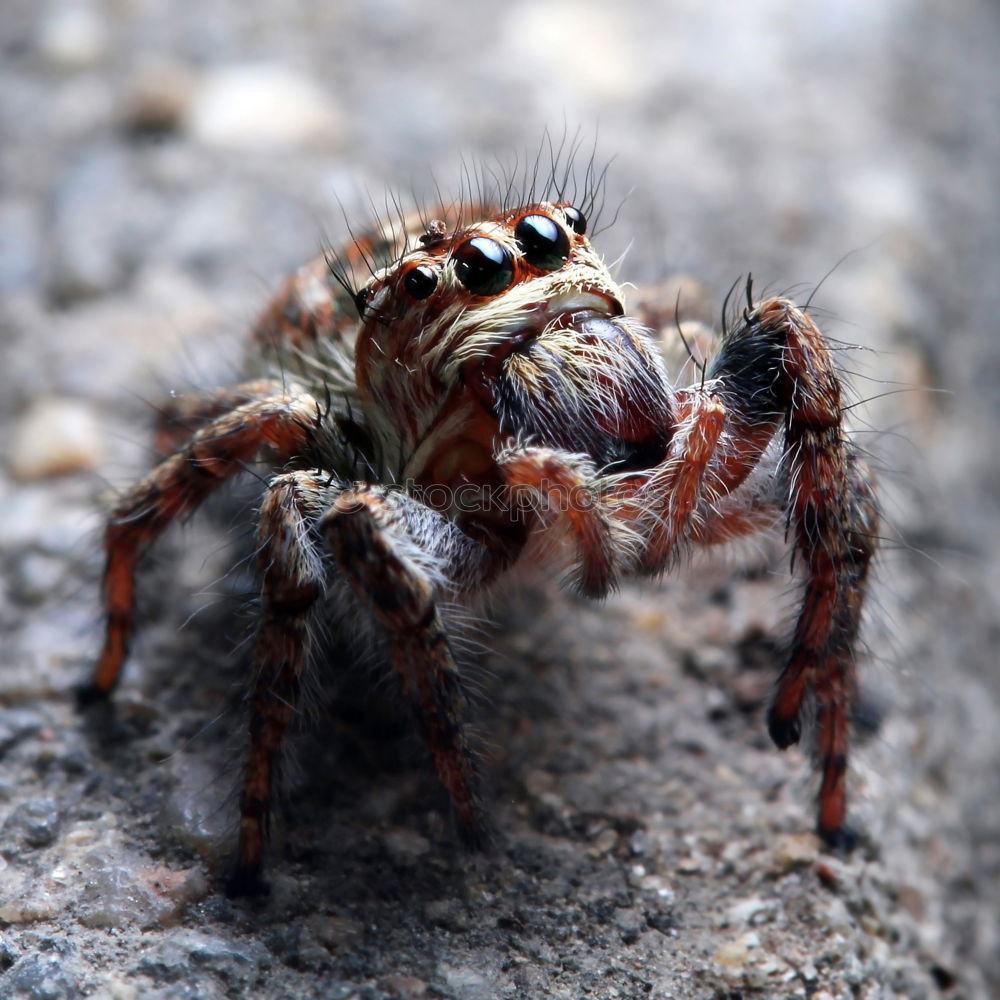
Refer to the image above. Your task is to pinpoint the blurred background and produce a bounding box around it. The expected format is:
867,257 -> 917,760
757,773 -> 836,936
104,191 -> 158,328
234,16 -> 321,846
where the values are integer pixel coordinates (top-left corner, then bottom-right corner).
1,1 -> 998,998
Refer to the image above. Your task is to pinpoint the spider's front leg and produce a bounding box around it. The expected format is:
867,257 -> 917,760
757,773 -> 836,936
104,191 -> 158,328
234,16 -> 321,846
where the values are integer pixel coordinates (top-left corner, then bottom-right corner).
608,291 -> 877,846
703,294 -> 879,846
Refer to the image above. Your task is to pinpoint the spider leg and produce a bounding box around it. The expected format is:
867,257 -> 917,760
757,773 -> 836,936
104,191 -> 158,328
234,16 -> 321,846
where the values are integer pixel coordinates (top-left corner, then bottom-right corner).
794,449 -> 878,844
152,378 -> 287,454
704,296 -> 879,845
320,489 -> 499,845
85,390 -> 321,702
231,476 -> 499,894
495,445 -> 620,597
614,389 -> 726,575
230,470 -> 334,896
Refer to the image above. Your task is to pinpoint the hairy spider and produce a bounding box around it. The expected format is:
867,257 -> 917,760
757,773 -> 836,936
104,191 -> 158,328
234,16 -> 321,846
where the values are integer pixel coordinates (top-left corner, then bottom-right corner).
83,175 -> 878,894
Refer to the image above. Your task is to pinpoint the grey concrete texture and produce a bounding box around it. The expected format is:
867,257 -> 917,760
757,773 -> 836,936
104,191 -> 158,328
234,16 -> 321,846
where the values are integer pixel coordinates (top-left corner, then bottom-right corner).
1,1 -> 998,997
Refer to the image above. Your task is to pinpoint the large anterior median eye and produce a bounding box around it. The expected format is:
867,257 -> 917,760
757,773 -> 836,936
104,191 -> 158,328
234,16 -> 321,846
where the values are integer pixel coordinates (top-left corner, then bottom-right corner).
452,237 -> 515,295
515,214 -> 570,271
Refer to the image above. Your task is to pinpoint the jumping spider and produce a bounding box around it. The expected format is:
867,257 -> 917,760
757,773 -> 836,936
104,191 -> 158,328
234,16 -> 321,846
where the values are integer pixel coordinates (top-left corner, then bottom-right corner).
84,181 -> 879,894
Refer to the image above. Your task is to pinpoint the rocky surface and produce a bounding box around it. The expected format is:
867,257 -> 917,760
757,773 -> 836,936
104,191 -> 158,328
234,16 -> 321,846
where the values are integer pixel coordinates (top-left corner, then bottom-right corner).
2,1 -> 998,997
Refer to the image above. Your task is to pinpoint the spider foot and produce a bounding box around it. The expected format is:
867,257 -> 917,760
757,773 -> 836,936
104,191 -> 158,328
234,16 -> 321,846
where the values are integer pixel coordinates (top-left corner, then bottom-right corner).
817,822 -> 861,854
225,862 -> 271,899
454,807 -> 493,852
766,707 -> 802,749
75,682 -> 113,709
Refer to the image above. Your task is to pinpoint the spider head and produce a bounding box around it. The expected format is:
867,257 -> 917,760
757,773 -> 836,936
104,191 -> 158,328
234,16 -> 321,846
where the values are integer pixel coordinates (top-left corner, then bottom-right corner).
352,203 -> 646,467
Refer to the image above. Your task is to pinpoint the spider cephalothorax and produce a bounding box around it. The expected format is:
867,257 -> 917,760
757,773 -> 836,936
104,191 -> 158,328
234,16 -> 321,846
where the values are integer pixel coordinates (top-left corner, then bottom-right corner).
85,186 -> 878,894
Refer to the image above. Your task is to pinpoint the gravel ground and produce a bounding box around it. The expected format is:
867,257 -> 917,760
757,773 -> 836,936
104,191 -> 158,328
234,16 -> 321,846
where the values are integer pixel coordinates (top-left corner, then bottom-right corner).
2,1 -> 999,998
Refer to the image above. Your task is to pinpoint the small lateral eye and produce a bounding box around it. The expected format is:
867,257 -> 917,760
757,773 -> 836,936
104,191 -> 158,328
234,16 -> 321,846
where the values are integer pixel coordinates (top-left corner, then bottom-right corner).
452,237 -> 515,296
563,205 -> 587,235
514,214 -> 570,271
403,264 -> 438,300
354,286 -> 372,319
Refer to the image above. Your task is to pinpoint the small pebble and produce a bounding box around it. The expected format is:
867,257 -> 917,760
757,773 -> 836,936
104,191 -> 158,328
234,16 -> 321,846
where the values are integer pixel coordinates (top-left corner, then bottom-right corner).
675,855 -> 705,874
614,908 -> 645,944
0,710 -> 43,754
587,828 -> 618,857
439,963 -> 493,1000
0,883 -> 63,925
77,851 -> 200,929
378,973 -> 428,999
36,4 -> 108,72
0,953 -> 81,1000
10,552 -> 66,604
381,828 -> 431,866
2,798 -> 62,849
713,931 -> 759,970
424,899 -> 470,932
9,398 -> 103,480
723,896 -> 774,926
121,62 -> 197,135
773,832 -> 820,872
139,931 -> 263,990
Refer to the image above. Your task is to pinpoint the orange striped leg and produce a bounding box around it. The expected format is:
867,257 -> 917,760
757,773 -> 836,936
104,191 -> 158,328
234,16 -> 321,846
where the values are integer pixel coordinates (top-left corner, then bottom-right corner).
724,299 -> 877,846
808,455 -> 878,845
321,490 -> 485,841
497,446 -> 618,597
667,293 -> 882,845
229,471 -> 332,895
152,378 -> 286,454
627,390 -> 726,574
83,390 -> 320,704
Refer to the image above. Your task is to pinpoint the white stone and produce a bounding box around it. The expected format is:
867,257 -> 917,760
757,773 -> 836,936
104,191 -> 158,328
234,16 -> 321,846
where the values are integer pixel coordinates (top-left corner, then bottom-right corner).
724,896 -> 773,926
37,4 -> 109,71
186,64 -> 341,149
9,398 -> 103,480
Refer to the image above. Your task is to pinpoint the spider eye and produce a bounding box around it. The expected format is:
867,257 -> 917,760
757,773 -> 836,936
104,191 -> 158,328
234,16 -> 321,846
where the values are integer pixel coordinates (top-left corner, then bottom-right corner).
563,205 -> 587,235
453,237 -> 515,296
515,214 -> 570,271
403,264 -> 438,300
354,287 -> 372,319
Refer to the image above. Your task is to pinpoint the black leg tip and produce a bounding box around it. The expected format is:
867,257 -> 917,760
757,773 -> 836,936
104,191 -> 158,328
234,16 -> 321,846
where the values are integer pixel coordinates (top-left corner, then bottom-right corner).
225,865 -> 270,899
75,683 -> 112,710
767,709 -> 801,749
456,816 -> 493,853
818,823 -> 860,854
